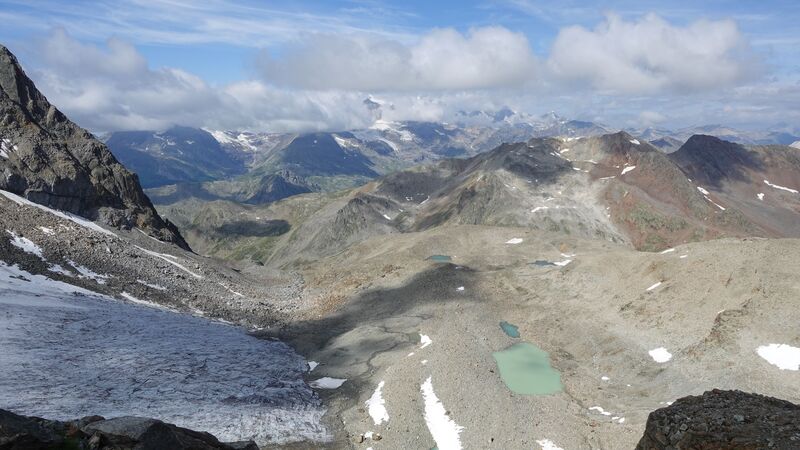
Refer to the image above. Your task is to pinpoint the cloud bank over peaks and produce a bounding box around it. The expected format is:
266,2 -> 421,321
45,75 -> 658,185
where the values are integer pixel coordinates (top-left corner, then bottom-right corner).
547,13 -> 760,94
19,13 -> 774,133
258,26 -> 539,91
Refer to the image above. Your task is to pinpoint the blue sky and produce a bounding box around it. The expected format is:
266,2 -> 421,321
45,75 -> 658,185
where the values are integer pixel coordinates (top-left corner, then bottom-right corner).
0,0 -> 798,132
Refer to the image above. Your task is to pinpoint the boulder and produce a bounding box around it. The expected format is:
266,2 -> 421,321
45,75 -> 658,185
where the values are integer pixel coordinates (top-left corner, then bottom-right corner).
637,389 -> 800,449
0,409 -> 259,450
0,409 -> 63,450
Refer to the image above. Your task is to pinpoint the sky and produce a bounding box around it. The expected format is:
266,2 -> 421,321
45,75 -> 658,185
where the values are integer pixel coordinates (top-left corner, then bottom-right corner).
0,0 -> 798,133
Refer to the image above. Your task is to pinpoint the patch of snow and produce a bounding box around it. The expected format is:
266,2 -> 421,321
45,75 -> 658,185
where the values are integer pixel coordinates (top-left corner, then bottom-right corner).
218,282 -> 244,297
757,344 -> 800,370
561,253 -> 576,258
630,139 -> 640,145
120,292 -> 176,312
0,190 -> 116,237
553,259 -> 572,267
421,377 -> 464,450
135,246 -> 203,279
696,186 -> 725,209
620,165 -> 636,176
505,238 -> 524,244
307,361 -> 319,372
7,230 -> 43,258
680,254 -> 688,259
649,347 -> 672,363
365,381 -> 389,425
421,359 -> 428,365
456,286 -> 465,291
599,176 -> 616,180
48,264 -> 74,277
309,377 -> 347,389
38,226 -> 55,236
382,214 -> 392,220
137,279 -> 167,291
420,333 -> 432,349
537,438 -> 565,450
601,376 -> 610,381
68,261 -> 110,284
646,281 -> 662,291
589,406 -> 612,416
764,179 -> 799,194
757,193 -> 764,201
531,206 -> 550,213
660,248 -> 675,254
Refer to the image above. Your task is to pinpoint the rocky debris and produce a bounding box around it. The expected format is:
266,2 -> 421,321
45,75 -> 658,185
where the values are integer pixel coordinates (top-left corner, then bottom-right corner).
0,409 -> 258,450
0,45 -> 189,250
636,389 -> 800,449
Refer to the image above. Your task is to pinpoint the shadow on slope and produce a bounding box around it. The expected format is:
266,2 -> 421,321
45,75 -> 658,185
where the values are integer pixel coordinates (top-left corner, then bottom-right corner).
670,135 -> 765,188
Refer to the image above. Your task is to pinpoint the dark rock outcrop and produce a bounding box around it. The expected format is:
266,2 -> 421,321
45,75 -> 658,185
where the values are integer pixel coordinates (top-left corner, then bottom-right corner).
637,389 -> 800,450
0,44 -> 189,250
0,409 -> 258,450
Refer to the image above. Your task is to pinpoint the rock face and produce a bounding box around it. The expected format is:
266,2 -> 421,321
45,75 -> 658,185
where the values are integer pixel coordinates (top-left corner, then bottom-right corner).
636,389 -> 800,450
0,45 -> 189,250
0,409 -> 258,450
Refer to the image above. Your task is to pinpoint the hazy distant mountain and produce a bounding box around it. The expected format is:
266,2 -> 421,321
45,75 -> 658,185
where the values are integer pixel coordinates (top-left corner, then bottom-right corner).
629,124 -> 800,147
105,127 -> 246,188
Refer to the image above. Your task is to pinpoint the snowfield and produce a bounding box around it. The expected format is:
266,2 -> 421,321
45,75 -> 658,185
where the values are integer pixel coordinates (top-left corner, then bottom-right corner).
0,262 -> 328,445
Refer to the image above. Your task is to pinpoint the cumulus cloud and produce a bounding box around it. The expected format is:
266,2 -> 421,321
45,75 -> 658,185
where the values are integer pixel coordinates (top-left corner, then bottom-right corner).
20,13 -> 778,134
258,27 -> 539,91
547,13 -> 760,94
27,29 -> 378,132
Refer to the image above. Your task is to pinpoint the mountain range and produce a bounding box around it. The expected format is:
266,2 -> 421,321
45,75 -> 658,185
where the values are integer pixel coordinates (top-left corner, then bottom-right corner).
3,42 -> 800,450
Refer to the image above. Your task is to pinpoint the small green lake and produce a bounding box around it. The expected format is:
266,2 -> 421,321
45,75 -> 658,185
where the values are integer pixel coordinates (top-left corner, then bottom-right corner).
531,260 -> 555,267
427,254 -> 452,262
492,342 -> 562,395
499,321 -> 520,338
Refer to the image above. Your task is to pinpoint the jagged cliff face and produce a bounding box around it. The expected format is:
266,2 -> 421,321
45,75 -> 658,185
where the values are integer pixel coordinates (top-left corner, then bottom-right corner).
0,45 -> 189,250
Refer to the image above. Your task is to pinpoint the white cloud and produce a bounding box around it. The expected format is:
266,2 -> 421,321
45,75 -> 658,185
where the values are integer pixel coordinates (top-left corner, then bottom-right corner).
547,13 -> 760,94
27,29 -> 378,132
259,27 -> 539,91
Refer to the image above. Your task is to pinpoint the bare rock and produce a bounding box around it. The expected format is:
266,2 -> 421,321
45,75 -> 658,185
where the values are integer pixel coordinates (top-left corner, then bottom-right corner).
637,389 -> 800,450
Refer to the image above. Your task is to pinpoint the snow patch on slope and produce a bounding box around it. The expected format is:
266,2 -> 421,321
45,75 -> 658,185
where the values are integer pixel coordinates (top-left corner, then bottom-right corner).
757,344 -> 800,370
421,377 -> 463,450
0,190 -> 116,236
365,381 -> 389,425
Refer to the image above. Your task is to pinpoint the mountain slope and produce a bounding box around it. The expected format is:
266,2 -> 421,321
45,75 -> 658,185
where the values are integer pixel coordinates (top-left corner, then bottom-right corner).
157,131 -> 800,265
105,127 -> 246,188
0,45 -> 189,250
669,135 -> 800,237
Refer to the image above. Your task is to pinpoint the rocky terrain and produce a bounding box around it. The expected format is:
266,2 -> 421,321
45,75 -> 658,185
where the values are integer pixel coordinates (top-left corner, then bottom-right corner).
2,42 -> 800,450
156,130 -> 800,265
0,409 -> 259,450
0,45 -> 188,250
636,390 -> 800,449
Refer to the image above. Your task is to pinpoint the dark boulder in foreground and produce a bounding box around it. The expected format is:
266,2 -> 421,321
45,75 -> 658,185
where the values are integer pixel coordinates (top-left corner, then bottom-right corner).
636,389 -> 800,450
0,409 -> 258,450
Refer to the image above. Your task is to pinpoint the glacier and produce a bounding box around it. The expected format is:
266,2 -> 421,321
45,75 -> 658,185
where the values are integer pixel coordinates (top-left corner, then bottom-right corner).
0,262 -> 328,445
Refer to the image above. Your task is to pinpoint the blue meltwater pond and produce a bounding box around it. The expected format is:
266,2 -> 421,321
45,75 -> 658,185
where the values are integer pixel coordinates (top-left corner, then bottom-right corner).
492,342 -> 563,395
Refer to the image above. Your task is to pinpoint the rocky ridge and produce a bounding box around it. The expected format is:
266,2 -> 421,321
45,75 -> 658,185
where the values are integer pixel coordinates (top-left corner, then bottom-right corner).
0,45 -> 188,250
0,408 -> 258,450
637,390 -> 800,449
